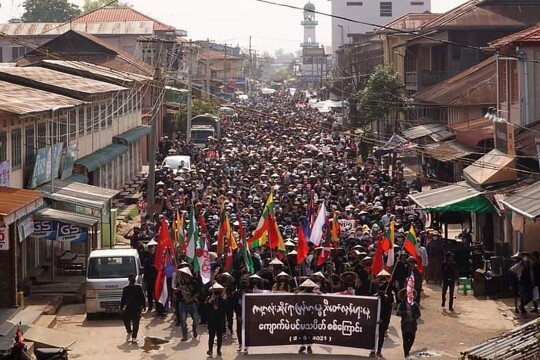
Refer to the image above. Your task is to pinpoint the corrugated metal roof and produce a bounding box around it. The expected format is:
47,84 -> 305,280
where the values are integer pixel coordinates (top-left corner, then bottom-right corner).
402,123 -> 454,141
38,179 -> 119,203
0,80 -> 84,115
377,12 -> 440,33
501,180 -> 540,220
0,187 -> 43,218
490,23 -> 540,48
461,318 -> 540,360
34,208 -> 99,227
420,1 -> 540,32
0,66 -> 127,98
424,140 -> 477,162
450,117 -> 494,132
72,7 -> 176,32
39,60 -> 151,84
414,58 -> 497,106
409,181 -> 482,209
0,21 -> 155,35
198,50 -> 244,61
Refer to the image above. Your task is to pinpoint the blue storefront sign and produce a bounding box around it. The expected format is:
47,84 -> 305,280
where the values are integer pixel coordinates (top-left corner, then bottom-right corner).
28,144 -> 64,189
34,220 -> 88,243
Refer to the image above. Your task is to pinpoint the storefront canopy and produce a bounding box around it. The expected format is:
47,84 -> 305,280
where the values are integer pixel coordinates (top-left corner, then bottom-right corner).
424,140 -> 477,162
463,149 -> 516,186
409,181 -> 493,213
402,123 -> 454,142
37,180 -> 119,210
34,208 -> 99,227
74,143 -> 128,173
500,180 -> 540,220
113,125 -> 151,146
0,187 -> 44,226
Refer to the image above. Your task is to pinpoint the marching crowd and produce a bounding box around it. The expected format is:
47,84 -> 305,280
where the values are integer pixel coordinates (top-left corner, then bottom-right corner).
122,92 -> 472,359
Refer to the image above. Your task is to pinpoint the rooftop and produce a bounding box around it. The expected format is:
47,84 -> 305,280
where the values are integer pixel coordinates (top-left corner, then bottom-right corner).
376,12 -> 439,33
0,187 -> 43,220
0,21 -> 155,36
199,50 -> 243,61
0,66 -> 127,99
73,7 -> 177,32
489,23 -> 540,48
414,57 -> 496,106
0,80 -> 84,115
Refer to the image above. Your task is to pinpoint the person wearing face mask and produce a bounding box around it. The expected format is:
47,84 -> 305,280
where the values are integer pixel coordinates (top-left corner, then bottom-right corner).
272,271 -> 293,292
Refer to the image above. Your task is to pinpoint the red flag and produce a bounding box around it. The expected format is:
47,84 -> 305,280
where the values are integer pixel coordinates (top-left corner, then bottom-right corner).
316,246 -> 331,266
217,204 -> 228,256
405,225 -> 423,273
371,236 -> 385,275
268,213 -> 280,249
154,217 -> 175,270
297,226 -> 309,264
224,236 -> 233,271
198,215 -> 209,247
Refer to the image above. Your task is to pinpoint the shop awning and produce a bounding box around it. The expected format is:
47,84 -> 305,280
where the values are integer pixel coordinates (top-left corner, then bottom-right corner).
37,180 -> 119,210
0,187 -> 44,226
424,140 -> 477,162
408,181 -> 493,213
113,125 -> 151,145
34,208 -> 99,227
500,180 -> 540,220
64,173 -> 89,184
74,143 -> 128,173
463,149 -> 516,186
402,123 -> 454,142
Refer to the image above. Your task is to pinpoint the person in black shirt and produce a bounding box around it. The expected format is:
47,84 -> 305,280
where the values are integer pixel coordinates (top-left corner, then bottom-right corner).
373,270 -> 394,358
120,274 -> 146,343
206,282 -> 227,357
441,251 -> 458,311
143,240 -> 158,312
396,288 -> 421,359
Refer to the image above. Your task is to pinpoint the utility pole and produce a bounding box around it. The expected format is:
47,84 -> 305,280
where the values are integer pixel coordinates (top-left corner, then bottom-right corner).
138,36 -> 175,207
206,39 -> 211,99
187,41 -> 193,143
248,36 -> 252,96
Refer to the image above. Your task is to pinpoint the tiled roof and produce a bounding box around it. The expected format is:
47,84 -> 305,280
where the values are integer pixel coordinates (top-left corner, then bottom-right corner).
490,24 -> 540,48
73,7 -> 176,31
376,12 -> 440,33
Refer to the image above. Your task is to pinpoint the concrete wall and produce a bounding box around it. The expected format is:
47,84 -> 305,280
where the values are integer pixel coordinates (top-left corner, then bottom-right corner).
330,0 -> 431,54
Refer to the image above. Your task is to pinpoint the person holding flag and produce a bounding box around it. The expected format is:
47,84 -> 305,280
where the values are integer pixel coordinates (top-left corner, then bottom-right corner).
396,285 -> 421,359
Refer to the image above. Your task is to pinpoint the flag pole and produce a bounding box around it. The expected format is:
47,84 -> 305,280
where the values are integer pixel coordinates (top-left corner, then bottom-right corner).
385,232 -> 409,294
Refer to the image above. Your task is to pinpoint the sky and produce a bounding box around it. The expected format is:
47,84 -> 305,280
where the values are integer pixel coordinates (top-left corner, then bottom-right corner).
0,0 -> 468,54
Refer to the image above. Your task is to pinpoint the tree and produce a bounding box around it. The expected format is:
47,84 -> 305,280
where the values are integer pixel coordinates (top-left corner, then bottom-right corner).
173,99 -> 219,134
82,0 -> 133,13
22,0 -> 81,22
356,66 -> 406,138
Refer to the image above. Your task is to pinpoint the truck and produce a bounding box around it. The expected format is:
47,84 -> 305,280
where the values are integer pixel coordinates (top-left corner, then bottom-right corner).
190,113 -> 220,148
85,248 -> 142,320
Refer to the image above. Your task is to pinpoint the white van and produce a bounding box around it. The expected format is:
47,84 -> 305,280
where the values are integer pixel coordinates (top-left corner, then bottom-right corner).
85,249 -> 142,319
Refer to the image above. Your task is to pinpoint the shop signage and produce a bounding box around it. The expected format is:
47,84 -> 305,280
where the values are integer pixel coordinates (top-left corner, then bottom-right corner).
242,293 -> 380,351
0,227 -> 9,250
0,160 -> 10,186
34,220 -> 88,242
28,144 -> 63,189
17,216 -> 34,242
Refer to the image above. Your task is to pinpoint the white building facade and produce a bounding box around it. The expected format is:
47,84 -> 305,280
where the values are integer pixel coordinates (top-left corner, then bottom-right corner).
330,0 -> 431,55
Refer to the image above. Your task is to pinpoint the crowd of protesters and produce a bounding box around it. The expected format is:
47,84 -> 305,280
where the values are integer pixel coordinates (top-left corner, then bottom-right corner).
122,90 -> 503,359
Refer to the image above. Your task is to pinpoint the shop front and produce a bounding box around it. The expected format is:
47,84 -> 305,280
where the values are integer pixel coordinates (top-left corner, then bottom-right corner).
37,180 -> 119,248
0,187 -> 43,308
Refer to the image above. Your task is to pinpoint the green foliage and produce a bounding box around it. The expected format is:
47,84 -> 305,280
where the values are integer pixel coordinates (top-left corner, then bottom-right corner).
356,65 -> 404,123
82,0 -> 133,13
22,0 -> 81,22
173,99 -> 219,134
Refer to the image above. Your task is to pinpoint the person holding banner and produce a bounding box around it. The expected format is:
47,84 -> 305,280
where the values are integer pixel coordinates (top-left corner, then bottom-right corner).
296,279 -> 317,354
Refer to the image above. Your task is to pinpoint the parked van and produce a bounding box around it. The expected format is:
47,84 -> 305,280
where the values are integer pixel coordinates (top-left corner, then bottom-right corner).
85,248 -> 142,319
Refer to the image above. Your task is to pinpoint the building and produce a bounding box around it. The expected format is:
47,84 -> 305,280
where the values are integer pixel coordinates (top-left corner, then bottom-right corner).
0,7 -> 186,64
329,0 -> 431,56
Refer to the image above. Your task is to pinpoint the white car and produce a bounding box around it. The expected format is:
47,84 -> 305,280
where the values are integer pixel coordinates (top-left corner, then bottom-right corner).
162,155 -> 191,173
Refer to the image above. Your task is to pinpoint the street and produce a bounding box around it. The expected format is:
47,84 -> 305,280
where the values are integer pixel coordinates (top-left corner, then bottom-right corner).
55,283 -> 519,360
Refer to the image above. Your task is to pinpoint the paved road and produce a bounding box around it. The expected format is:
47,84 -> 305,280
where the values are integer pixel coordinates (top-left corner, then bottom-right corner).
55,284 -> 518,360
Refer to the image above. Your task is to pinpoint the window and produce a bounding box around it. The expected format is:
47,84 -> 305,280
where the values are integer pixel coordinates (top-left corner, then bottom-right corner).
0,131 -> 7,162
347,2 -> 363,5
69,110 -> 76,140
93,103 -> 100,132
37,122 -> 47,147
59,115 -> 67,145
410,1 -> 424,4
101,101 -> 107,129
11,46 -> 26,60
80,107 -> 87,136
11,128 -> 22,170
108,98 -> 114,127
51,121 -> 59,145
25,124 -> 35,163
380,2 -> 392,16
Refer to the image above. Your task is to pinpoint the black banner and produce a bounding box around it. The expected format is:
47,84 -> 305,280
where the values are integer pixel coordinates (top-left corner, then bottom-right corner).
242,293 -> 380,351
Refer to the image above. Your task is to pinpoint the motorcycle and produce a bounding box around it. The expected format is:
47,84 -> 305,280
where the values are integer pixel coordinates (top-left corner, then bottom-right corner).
0,323 -> 69,360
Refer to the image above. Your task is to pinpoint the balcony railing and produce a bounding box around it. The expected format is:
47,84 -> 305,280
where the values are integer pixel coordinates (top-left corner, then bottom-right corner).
405,70 -> 447,91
